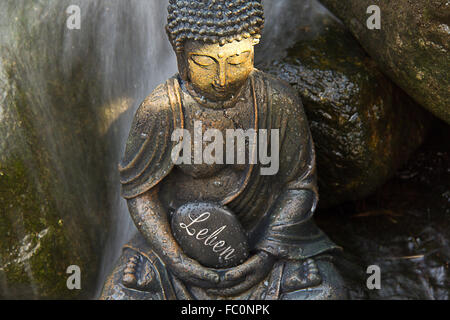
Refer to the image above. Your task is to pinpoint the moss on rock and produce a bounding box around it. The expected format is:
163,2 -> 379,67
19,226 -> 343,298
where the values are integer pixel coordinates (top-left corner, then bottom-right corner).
0,1 -> 114,299
319,0 -> 449,124
261,17 -> 430,207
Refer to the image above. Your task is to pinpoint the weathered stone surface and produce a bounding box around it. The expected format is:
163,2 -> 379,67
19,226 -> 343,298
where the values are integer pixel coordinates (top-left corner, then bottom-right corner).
319,0 -> 450,124
0,0 -> 181,299
0,1 -> 150,299
172,203 -> 249,269
317,122 -> 450,299
260,15 -> 430,207
0,2 -> 110,299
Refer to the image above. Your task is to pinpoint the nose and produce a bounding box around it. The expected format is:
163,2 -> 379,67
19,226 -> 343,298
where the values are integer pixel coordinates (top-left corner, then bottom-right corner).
214,63 -> 226,88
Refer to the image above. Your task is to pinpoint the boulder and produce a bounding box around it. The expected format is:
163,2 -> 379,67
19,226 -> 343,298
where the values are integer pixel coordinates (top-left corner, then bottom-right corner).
260,14 -> 430,207
0,0 -> 182,299
318,0 -> 450,124
0,0 -> 142,299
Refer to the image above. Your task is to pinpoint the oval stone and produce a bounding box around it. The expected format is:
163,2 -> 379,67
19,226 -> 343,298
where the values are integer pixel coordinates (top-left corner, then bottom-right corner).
171,203 -> 249,269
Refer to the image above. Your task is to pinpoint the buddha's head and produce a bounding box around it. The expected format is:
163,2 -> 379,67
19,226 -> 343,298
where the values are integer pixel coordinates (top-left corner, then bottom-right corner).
166,0 -> 265,101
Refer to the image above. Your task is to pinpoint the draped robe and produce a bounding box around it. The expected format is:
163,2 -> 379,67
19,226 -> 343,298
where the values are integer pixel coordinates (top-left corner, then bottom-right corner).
102,70 -> 340,300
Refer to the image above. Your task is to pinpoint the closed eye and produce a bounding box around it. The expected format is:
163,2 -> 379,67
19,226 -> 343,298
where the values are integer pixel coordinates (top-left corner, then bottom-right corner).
191,55 -> 216,67
227,51 -> 251,65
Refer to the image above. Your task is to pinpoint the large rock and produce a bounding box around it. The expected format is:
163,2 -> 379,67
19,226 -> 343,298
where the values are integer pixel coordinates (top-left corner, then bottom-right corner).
0,0 -> 172,299
0,1 -> 111,299
316,122 -> 450,299
260,13 -> 430,207
319,0 -> 450,124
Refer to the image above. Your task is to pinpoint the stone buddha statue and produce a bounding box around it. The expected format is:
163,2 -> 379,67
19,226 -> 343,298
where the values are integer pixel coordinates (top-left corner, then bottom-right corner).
101,0 -> 347,300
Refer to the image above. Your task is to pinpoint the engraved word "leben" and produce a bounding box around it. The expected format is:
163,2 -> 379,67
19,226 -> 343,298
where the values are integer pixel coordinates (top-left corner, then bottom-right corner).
179,212 -> 236,260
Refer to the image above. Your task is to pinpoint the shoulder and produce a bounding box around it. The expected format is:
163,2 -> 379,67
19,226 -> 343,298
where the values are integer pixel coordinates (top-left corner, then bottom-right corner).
253,69 -> 304,117
253,69 -> 301,103
130,75 -> 185,135
133,81 -> 172,127
122,78 -> 180,162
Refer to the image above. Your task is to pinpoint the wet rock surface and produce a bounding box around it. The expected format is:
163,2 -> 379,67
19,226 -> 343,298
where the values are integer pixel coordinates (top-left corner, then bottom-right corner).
317,122 -> 450,299
260,14 -> 430,208
0,1 -> 110,299
319,0 -> 450,124
0,0 -> 170,299
172,203 -> 249,269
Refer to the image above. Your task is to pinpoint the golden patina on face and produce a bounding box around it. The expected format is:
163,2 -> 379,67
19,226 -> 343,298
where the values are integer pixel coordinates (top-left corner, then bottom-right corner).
184,38 -> 257,101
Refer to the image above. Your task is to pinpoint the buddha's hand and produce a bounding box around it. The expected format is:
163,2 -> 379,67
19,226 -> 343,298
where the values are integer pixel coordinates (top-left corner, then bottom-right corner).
168,251 -> 221,289
207,251 -> 276,297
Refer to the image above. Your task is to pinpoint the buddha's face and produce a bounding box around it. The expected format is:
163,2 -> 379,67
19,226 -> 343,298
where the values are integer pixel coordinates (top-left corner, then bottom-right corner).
184,38 -> 256,101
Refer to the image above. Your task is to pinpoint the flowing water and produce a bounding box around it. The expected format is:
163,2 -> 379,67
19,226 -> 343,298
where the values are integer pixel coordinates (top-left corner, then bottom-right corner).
0,0 -> 177,298
63,0 -> 179,296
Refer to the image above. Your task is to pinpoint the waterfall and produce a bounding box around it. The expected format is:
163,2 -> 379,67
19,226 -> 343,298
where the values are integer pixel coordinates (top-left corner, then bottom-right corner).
0,0 -> 176,298
65,0 -> 178,296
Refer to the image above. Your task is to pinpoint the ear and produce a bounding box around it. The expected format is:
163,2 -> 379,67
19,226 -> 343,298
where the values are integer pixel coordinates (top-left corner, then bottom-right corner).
176,51 -> 189,81
252,35 -> 261,46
